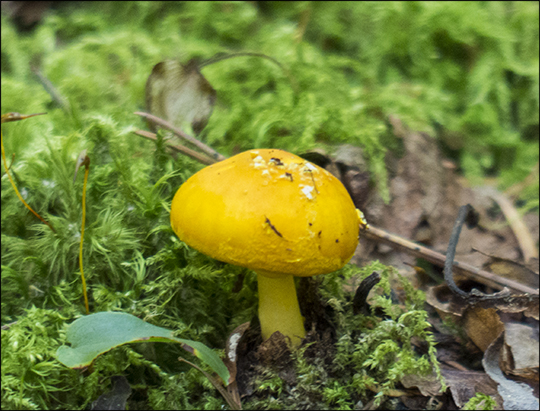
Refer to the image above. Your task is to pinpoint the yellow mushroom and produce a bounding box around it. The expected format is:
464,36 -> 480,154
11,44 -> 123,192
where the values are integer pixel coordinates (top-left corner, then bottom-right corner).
170,149 -> 361,347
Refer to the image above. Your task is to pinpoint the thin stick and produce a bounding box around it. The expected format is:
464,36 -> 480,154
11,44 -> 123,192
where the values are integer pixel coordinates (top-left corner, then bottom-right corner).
362,225 -> 537,295
134,129 -> 216,165
135,112 -> 226,162
1,112 -> 55,232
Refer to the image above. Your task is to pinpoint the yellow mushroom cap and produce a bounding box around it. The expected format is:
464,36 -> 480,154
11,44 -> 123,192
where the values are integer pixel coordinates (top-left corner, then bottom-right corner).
170,149 -> 360,277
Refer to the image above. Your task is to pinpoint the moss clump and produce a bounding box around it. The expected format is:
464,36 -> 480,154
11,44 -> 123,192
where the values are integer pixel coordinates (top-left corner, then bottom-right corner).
463,393 -> 497,410
245,261 -> 444,410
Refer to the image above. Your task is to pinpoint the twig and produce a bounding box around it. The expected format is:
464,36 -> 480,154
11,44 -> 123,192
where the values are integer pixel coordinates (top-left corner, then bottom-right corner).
1,321 -> 18,330
362,225 -> 537,295
134,129 -> 216,165
134,112 -> 226,162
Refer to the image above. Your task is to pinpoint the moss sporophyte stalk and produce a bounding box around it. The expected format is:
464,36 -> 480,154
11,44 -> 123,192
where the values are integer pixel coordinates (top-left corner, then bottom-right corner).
73,150 -> 91,314
1,112 -> 55,232
170,149 -> 363,347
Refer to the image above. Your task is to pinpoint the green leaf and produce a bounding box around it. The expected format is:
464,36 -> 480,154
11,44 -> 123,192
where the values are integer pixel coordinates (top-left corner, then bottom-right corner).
56,311 -> 230,385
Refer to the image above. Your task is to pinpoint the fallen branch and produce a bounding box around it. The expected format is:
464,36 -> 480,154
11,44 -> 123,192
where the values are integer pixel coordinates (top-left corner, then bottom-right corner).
362,224 -> 537,295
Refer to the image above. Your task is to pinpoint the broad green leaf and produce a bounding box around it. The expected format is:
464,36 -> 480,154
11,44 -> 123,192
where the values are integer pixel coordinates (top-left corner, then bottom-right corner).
56,312 -> 230,385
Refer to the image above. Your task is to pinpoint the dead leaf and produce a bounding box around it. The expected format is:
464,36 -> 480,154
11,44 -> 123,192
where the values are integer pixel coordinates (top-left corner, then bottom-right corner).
442,368 -> 502,409
435,279 -> 540,320
483,255 -> 540,292
501,322 -> 539,381
483,332 -> 539,410
224,322 -> 250,382
425,284 -> 465,323
401,395 -> 445,411
463,307 -> 505,352
145,60 -> 216,135
400,372 -> 443,397
90,375 -> 132,410
223,322 -> 250,410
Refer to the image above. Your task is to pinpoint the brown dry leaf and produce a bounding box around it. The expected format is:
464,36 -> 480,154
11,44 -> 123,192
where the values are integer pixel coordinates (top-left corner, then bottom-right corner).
442,368 -> 502,409
483,332 -> 539,410
332,144 -> 371,213
501,322 -> 539,381
484,256 -> 539,292
463,307 -> 505,352
425,283 -> 465,323
223,322 -> 250,410
224,322 -> 250,382
145,60 -> 216,135
493,294 -> 539,320
233,322 -> 261,399
302,117 -> 538,299
400,372 -> 443,397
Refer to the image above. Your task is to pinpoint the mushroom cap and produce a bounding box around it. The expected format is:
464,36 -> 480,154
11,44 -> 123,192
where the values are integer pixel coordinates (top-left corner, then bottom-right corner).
170,149 -> 360,277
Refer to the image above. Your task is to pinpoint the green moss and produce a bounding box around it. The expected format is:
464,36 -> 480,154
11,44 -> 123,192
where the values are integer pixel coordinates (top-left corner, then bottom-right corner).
238,262 -> 445,409
463,393 -> 497,410
1,307 -> 81,410
1,2 -> 537,409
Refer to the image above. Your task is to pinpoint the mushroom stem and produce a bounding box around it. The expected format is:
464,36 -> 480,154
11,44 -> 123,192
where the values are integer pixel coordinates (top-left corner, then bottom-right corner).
257,273 -> 306,347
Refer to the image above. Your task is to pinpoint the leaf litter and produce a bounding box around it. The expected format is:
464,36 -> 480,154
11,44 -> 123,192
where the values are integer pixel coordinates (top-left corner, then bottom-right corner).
319,116 -> 539,409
